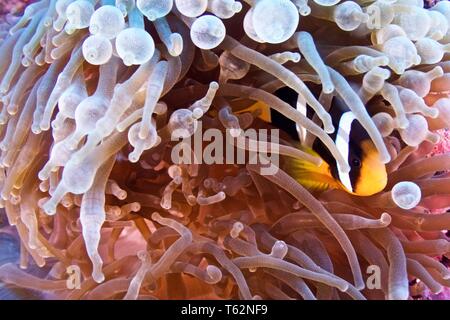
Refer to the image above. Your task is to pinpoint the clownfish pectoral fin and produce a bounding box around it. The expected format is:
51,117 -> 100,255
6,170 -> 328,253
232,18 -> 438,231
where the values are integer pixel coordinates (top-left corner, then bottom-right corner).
234,101 -> 272,123
292,174 -> 334,193
284,146 -> 340,193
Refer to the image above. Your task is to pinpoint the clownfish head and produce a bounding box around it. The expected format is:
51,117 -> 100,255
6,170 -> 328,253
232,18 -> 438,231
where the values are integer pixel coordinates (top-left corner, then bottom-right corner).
334,138 -> 387,196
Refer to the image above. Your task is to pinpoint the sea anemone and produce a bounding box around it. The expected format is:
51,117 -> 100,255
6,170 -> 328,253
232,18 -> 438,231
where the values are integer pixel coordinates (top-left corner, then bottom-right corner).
0,0 -> 449,300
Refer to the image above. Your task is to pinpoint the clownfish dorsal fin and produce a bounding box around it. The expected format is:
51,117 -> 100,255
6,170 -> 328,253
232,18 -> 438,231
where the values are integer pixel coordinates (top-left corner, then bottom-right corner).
234,100 -> 272,123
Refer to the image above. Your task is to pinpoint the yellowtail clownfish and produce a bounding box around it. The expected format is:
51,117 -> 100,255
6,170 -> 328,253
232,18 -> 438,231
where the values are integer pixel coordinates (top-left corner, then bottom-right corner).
238,87 -> 387,196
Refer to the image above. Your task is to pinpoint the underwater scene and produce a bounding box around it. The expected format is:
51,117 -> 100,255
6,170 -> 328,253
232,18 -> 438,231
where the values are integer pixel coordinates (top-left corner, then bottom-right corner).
0,0 -> 450,301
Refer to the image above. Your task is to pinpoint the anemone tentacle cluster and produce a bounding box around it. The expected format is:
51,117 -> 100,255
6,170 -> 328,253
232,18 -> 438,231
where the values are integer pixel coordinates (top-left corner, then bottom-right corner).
0,0 -> 450,300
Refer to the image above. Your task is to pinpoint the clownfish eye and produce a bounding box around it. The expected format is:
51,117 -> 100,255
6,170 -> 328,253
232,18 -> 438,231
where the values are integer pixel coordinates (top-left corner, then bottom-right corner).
351,159 -> 361,168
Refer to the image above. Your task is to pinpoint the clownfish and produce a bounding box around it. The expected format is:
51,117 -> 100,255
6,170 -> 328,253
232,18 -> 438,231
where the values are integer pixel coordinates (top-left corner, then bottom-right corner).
238,87 -> 387,196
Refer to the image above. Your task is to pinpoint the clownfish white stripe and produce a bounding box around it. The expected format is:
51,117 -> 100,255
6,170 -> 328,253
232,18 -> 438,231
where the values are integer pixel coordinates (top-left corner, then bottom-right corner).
296,96 -> 307,144
335,111 -> 356,193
